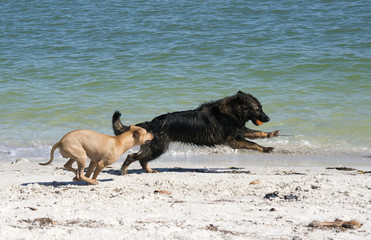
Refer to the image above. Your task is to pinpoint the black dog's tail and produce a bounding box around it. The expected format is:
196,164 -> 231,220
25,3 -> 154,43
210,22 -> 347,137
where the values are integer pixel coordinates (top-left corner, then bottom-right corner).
112,111 -> 129,136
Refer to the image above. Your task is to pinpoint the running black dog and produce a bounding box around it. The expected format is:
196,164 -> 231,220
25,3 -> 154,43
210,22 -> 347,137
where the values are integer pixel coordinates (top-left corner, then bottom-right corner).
112,91 -> 279,174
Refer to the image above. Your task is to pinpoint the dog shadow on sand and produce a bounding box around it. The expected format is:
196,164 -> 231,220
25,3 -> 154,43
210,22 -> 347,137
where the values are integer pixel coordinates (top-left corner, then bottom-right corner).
104,167 -> 252,176
21,167 -> 250,187
21,178 -> 114,187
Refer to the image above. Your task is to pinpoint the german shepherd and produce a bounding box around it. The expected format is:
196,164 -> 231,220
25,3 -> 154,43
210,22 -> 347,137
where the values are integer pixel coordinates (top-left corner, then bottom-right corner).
112,91 -> 279,174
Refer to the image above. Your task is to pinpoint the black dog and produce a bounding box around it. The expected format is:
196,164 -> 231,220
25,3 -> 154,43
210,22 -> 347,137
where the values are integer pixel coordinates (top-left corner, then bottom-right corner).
112,91 -> 279,174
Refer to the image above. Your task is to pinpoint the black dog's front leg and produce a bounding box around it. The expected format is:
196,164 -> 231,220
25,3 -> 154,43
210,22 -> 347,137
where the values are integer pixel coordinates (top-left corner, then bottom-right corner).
243,127 -> 280,140
227,136 -> 273,153
121,153 -> 137,175
121,138 -> 169,174
121,152 -> 158,175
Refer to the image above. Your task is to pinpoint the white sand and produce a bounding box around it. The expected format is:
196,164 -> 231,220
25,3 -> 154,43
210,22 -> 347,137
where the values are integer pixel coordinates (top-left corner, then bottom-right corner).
0,158 -> 370,240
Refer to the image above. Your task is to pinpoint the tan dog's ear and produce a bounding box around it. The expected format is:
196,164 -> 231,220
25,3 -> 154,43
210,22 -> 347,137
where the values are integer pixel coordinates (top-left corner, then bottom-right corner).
133,130 -> 140,139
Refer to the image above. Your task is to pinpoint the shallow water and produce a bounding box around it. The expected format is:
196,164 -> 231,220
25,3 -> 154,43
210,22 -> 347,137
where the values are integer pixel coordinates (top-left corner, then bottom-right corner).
1,0 -> 370,163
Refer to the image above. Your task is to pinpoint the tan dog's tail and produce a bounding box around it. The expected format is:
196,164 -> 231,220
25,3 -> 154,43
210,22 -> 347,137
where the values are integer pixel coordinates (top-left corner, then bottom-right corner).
39,140 -> 60,165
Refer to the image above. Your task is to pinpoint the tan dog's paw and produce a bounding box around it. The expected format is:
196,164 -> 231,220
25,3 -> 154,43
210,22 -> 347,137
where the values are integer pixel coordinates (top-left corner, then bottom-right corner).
73,176 -> 82,182
88,179 -> 99,185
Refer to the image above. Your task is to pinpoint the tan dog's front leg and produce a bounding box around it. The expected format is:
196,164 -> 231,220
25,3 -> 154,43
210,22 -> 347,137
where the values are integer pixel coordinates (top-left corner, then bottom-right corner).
91,161 -> 108,180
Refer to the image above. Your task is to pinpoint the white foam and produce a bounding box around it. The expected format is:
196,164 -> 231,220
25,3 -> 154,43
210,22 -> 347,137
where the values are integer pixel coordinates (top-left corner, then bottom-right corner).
1,135 -> 369,164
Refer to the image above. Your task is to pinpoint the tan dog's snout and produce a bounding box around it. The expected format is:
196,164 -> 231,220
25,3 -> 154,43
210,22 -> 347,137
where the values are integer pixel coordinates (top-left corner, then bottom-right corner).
143,133 -> 153,144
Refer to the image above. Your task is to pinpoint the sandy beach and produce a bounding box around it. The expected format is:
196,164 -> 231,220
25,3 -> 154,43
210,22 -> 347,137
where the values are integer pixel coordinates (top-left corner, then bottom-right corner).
0,156 -> 370,240
2,0 -> 370,239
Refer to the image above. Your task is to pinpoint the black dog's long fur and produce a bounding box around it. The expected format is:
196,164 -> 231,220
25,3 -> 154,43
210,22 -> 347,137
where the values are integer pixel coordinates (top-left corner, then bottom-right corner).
113,91 -> 279,174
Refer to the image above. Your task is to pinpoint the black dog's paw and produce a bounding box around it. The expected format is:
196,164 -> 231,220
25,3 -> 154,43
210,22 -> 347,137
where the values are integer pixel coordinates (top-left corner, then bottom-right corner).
263,147 -> 274,153
268,130 -> 280,138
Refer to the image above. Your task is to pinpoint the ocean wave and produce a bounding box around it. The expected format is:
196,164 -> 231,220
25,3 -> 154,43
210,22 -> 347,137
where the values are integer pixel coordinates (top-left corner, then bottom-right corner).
1,136 -> 369,162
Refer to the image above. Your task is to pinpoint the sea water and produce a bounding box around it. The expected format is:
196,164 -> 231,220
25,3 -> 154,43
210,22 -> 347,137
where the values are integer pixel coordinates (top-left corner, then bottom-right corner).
1,0 -> 370,165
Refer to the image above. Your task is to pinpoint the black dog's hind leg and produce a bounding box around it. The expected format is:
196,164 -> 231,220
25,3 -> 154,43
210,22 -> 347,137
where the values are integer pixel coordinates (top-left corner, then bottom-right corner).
121,137 -> 170,174
121,150 -> 161,174
243,127 -> 280,140
227,136 -> 274,153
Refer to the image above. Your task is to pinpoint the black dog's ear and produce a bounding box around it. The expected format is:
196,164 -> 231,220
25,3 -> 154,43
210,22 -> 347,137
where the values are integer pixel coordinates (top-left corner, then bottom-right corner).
237,90 -> 246,97
237,91 -> 255,102
237,91 -> 248,100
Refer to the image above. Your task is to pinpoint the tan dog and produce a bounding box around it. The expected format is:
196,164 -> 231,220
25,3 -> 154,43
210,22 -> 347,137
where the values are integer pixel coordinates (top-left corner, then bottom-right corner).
39,125 -> 153,185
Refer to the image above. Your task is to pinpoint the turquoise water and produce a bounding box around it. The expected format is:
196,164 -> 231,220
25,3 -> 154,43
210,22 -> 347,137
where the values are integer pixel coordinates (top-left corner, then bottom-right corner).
1,0 -> 370,163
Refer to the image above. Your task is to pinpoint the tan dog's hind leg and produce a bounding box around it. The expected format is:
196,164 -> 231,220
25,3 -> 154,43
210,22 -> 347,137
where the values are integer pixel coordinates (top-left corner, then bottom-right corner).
64,159 -> 77,175
85,161 -> 97,178
74,157 -> 98,185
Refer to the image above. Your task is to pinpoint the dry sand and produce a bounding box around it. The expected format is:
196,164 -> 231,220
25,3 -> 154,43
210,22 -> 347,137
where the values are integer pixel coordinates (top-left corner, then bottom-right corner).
0,158 -> 370,240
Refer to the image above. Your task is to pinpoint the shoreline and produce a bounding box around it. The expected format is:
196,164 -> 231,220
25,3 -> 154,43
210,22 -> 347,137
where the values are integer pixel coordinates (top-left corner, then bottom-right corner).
0,158 -> 370,239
